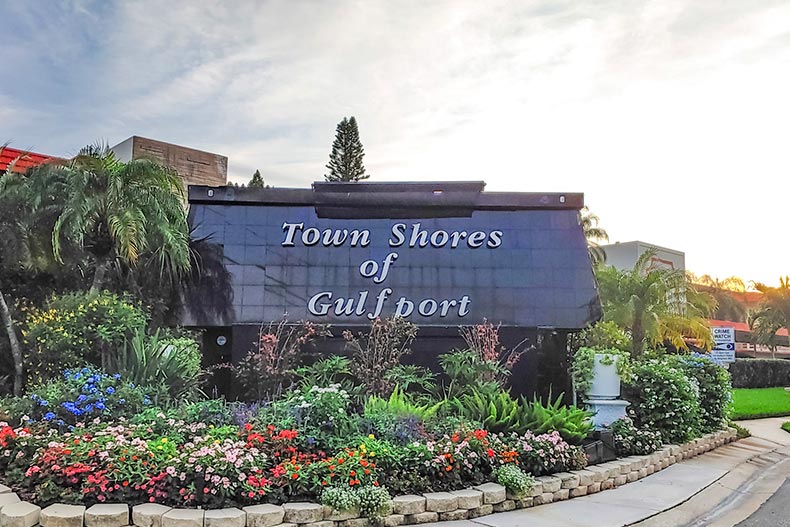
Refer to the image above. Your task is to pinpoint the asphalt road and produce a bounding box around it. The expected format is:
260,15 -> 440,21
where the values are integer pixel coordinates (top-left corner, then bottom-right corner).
736,477 -> 790,527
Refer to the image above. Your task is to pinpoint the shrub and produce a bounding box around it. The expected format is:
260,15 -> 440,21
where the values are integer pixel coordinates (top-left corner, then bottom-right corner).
439,349 -> 507,398
572,321 -> 631,352
675,355 -> 731,432
356,485 -> 392,520
111,329 -> 203,402
232,319 -> 330,401
507,430 -> 587,475
321,486 -> 359,512
609,417 -> 662,456
729,359 -> 790,388
22,367 -> 157,427
496,464 -> 534,498
343,317 -> 417,397
624,357 -> 702,443
24,291 -> 147,381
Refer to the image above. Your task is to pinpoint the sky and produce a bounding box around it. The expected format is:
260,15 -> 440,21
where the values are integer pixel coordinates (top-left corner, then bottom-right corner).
2,0 -> 789,286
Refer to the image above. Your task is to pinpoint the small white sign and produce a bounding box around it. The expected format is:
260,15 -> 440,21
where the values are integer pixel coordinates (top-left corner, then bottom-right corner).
710,327 -> 735,363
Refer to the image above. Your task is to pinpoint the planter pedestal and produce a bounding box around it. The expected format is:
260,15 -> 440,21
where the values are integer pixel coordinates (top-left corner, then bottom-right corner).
584,399 -> 630,429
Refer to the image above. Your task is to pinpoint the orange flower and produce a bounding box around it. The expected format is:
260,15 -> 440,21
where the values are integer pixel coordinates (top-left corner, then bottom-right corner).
364,469 -> 370,475
373,481 -> 379,487
445,466 -> 453,471
291,473 -> 299,480
350,471 -> 356,477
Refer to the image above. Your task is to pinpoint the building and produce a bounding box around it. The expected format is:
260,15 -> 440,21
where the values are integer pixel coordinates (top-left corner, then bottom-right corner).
111,136 -> 227,187
0,147 -> 57,173
599,241 -> 685,272
185,181 -> 601,397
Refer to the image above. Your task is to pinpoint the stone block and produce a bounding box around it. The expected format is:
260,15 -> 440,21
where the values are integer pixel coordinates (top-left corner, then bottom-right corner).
553,489 -> 570,501
324,506 -> 359,521
614,475 -> 627,486
527,481 -> 543,497
439,509 -> 469,521
601,479 -> 614,491
85,505 -> 130,527
473,483 -> 506,504
515,497 -> 534,509
534,493 -> 553,505
308,522 -> 334,527
468,504 -> 494,519
661,459 -> 670,469
133,504 -> 172,527
391,496 -> 425,516
423,492 -> 458,513
205,509 -> 245,527
403,512 -> 438,524
341,519 -> 369,527
244,505 -> 285,527
0,493 -> 21,510
382,514 -> 404,527
574,470 -> 595,486
646,464 -> 655,476
493,500 -> 515,513
161,509 -> 204,527
627,471 -> 639,483
283,503 -> 323,524
638,467 -> 648,479
1,502 -> 41,527
554,472 -> 580,489
588,482 -> 601,494
40,504 -> 86,527
450,489 -> 483,510
570,486 -> 588,498
584,466 -> 607,482
536,476 -> 561,493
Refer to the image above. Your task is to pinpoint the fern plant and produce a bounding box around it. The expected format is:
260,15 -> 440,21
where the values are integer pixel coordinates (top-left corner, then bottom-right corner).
363,385 -> 443,422
521,393 -> 594,444
452,390 -> 529,434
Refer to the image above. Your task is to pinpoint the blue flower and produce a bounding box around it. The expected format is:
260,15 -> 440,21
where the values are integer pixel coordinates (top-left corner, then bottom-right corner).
119,399 -> 126,405
112,373 -> 121,380
30,394 -> 38,401
143,396 -> 151,406
44,412 -> 55,421
56,419 -> 65,426
106,387 -> 115,395
77,395 -> 87,403
84,404 -> 93,413
95,402 -> 105,411
38,399 -> 48,406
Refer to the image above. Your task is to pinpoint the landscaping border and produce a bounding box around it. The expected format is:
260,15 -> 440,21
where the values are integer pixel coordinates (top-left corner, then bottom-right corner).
0,429 -> 738,527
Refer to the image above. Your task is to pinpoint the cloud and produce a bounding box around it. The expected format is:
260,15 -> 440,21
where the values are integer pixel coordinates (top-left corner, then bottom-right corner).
3,0 -> 790,283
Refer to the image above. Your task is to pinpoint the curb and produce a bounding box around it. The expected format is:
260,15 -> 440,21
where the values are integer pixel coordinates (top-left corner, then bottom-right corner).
0,429 -> 738,527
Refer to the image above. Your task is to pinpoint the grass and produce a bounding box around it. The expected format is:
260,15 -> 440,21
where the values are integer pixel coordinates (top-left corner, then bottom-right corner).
782,422 -> 790,434
731,387 -> 790,420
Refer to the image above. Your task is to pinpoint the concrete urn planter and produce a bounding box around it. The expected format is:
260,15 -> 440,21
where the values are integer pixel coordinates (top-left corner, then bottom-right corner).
588,354 -> 621,400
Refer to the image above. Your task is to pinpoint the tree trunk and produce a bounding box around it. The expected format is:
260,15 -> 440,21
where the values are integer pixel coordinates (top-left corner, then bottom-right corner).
632,307 -> 645,359
0,289 -> 24,396
90,259 -> 110,294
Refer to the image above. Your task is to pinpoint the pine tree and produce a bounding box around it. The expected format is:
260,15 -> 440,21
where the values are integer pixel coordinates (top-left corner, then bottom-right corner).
249,169 -> 264,188
325,116 -> 370,182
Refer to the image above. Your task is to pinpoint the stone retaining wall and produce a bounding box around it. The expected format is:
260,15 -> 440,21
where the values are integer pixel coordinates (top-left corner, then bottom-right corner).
0,429 -> 738,527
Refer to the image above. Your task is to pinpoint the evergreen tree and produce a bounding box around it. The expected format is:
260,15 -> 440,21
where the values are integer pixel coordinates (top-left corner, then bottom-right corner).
325,116 -> 370,182
249,169 -> 264,188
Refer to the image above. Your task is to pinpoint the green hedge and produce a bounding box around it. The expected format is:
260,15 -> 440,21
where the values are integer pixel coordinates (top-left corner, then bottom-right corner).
730,359 -> 790,388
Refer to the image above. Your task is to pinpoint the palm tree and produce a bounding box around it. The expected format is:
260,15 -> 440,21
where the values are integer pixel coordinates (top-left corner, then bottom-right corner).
0,158 -> 71,395
52,145 -> 190,292
580,206 -> 609,265
692,274 -> 748,322
596,249 -> 715,358
750,277 -> 790,358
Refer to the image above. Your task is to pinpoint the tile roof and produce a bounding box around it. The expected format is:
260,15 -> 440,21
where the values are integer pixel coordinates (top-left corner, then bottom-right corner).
0,147 -> 57,173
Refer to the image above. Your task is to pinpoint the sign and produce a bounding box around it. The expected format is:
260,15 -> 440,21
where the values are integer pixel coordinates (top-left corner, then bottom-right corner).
710,327 -> 735,364
282,222 -> 496,320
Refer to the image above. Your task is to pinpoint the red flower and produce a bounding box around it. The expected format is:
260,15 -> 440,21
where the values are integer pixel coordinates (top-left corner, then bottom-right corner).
486,448 -> 495,458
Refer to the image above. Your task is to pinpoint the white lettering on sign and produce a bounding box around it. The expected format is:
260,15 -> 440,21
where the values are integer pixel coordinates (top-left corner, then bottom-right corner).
284,221 -> 503,319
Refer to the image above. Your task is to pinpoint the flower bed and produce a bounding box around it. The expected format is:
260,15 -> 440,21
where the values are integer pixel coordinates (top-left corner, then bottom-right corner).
0,428 -> 738,527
